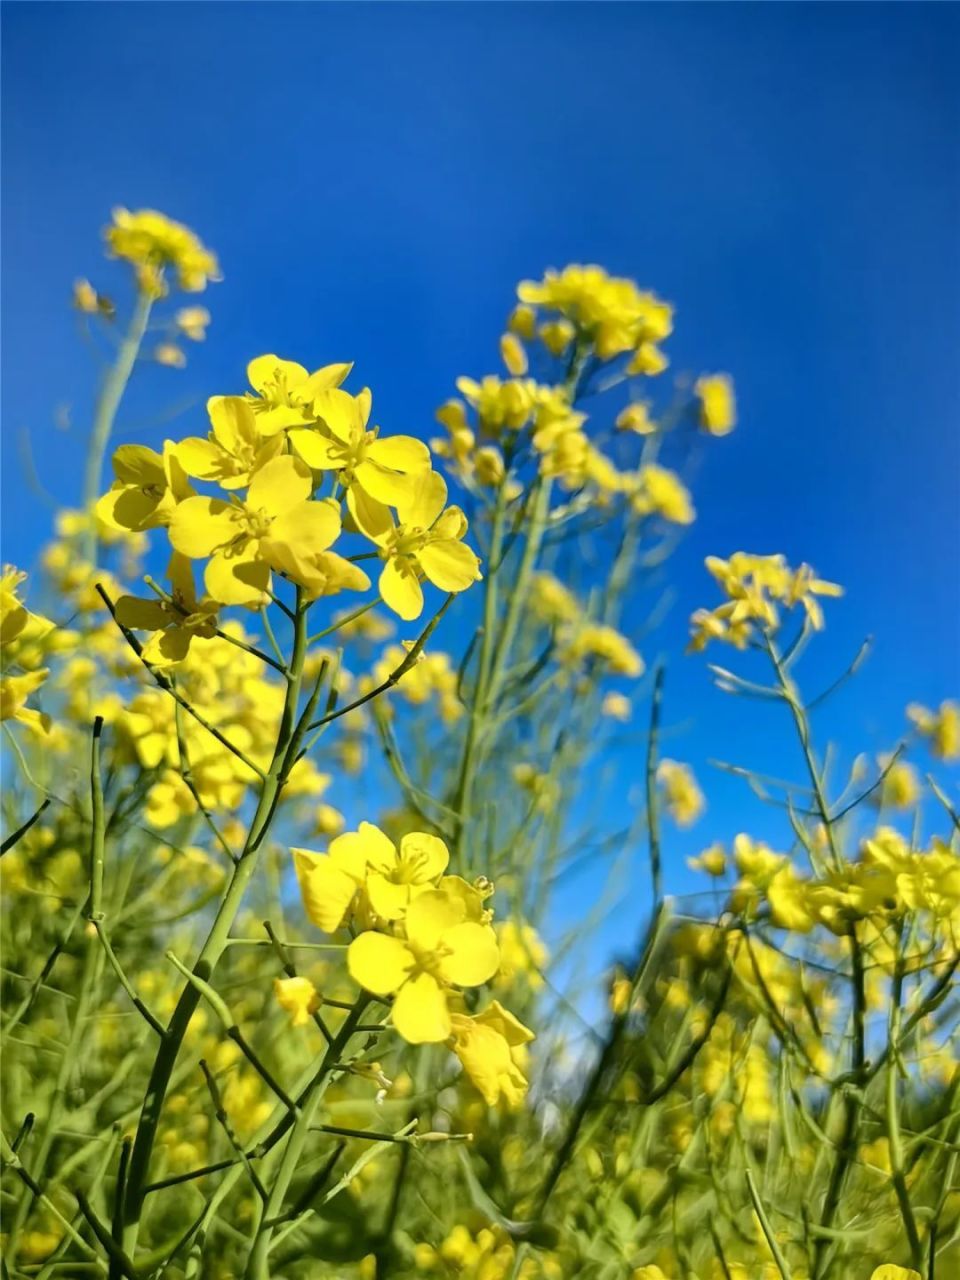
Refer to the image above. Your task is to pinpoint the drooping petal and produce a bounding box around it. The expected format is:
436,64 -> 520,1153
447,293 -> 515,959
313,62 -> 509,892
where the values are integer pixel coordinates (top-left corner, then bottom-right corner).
391,972 -> 451,1044
417,540 -> 481,593
295,852 -> 361,932
295,552 -> 371,599
142,627 -> 193,668
347,487 -> 394,546
380,559 -> 423,621
115,596 -> 169,631
111,444 -> 166,486
437,923 -> 500,988
204,548 -> 270,607
303,362 -> 353,395
347,932 -> 415,996
247,455 -> 313,518
168,497 -> 238,557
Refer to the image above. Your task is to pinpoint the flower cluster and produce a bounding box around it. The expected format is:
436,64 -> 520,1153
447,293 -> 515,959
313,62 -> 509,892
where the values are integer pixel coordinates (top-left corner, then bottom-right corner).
0,568 -> 56,733
689,552 -> 843,650
105,206 -> 221,295
98,356 -> 482,625
289,823 -> 534,1104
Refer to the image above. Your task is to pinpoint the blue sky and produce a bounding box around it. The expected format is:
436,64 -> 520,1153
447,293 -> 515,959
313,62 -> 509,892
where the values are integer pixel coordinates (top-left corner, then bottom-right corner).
3,3 -> 958,947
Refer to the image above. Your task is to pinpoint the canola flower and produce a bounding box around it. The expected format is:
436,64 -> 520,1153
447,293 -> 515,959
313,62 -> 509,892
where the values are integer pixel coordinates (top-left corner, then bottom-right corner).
3,209 -> 955,1280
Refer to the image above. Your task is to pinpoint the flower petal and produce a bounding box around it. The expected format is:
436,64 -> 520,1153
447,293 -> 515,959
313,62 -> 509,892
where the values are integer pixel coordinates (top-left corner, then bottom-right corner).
404,888 -> 466,953
399,832 -> 449,883
208,395 -> 258,452
417,540 -> 481,593
204,548 -> 270,606
391,972 -> 451,1044
366,873 -> 410,921
295,851 -> 361,932
380,559 -> 423,621
247,354 -> 308,393
437,923 -> 500,988
247,455 -> 313,517
287,429 -> 345,470
367,435 -> 431,474
168,497 -> 238,557
347,932 -> 415,996
398,471 -> 447,529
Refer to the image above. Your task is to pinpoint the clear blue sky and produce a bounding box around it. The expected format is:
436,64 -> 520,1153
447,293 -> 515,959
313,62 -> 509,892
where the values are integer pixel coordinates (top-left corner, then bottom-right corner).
3,3 -> 958,946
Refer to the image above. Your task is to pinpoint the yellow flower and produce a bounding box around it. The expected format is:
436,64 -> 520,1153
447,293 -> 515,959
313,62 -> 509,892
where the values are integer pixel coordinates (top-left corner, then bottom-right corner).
560,622 -> 643,677
625,464 -> 695,524
450,1000 -> 535,1106
294,821 -> 394,933
177,396 -> 285,491
115,553 -> 218,667
288,387 -> 431,507
657,760 -> 704,827
348,885 -> 500,1043
601,691 -> 633,721
874,756 -> 920,811
176,306 -> 211,341
687,843 -> 726,876
694,374 -> 736,435
616,401 -> 657,435
907,700 -> 959,760
518,265 -> 672,363
870,1269 -> 922,1280
274,976 -> 319,1028
0,669 -> 51,733
73,278 -> 113,316
97,442 -> 194,534
500,332 -> 528,376
168,455 -> 342,606
352,471 -> 481,621
105,208 -> 220,293
244,354 -> 352,436
154,342 -> 187,369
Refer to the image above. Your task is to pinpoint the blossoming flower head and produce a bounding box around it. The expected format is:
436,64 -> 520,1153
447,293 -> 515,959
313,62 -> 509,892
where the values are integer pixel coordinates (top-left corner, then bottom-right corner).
352,470 -> 481,621
288,386 -> 431,507
115,553 -> 218,667
105,208 -> 220,294
450,1000 -> 535,1107
168,455 -> 344,606
907,699 -> 959,760
689,552 -> 843,650
348,879 -> 500,1043
657,760 -> 705,827
244,354 -> 352,435
177,397 -> 285,491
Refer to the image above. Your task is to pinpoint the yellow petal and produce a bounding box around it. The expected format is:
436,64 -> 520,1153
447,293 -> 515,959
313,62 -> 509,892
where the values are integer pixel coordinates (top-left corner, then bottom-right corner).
204,548 -> 270,607
141,627 -> 192,668
287,429 -> 344,470
247,354 -> 308,393
366,873 -> 410,921
399,832 -> 449,883
380,560 -> 423,621
208,395 -> 258,452
391,972 -> 451,1044
176,437 -> 224,480
437,923 -> 500,987
347,932 -> 415,996
247,455 -> 313,518
347,487 -> 393,545
96,486 -> 162,533
265,498 -> 340,558
367,435 -> 431,473
313,388 -> 363,443
168,497 -> 238,557
398,471 -> 447,529
296,852 -> 361,932
330,821 -> 396,875
115,596 -> 169,631
354,460 -> 417,507
303,362 -> 353,394
404,889 -> 466,953
112,444 -> 165,486
417,540 -> 481,593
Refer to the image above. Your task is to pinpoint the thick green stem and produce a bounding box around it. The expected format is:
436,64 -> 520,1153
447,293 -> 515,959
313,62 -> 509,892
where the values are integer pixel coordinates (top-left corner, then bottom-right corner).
82,289 -> 153,565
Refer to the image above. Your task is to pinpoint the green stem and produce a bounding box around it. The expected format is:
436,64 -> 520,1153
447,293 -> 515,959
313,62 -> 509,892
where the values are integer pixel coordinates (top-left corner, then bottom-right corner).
82,289 -> 153,564
120,593 -> 310,1257
245,1001 -> 369,1277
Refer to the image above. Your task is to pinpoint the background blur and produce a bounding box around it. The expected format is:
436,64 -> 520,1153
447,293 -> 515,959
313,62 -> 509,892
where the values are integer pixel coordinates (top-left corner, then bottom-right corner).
3,2 -> 958,940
